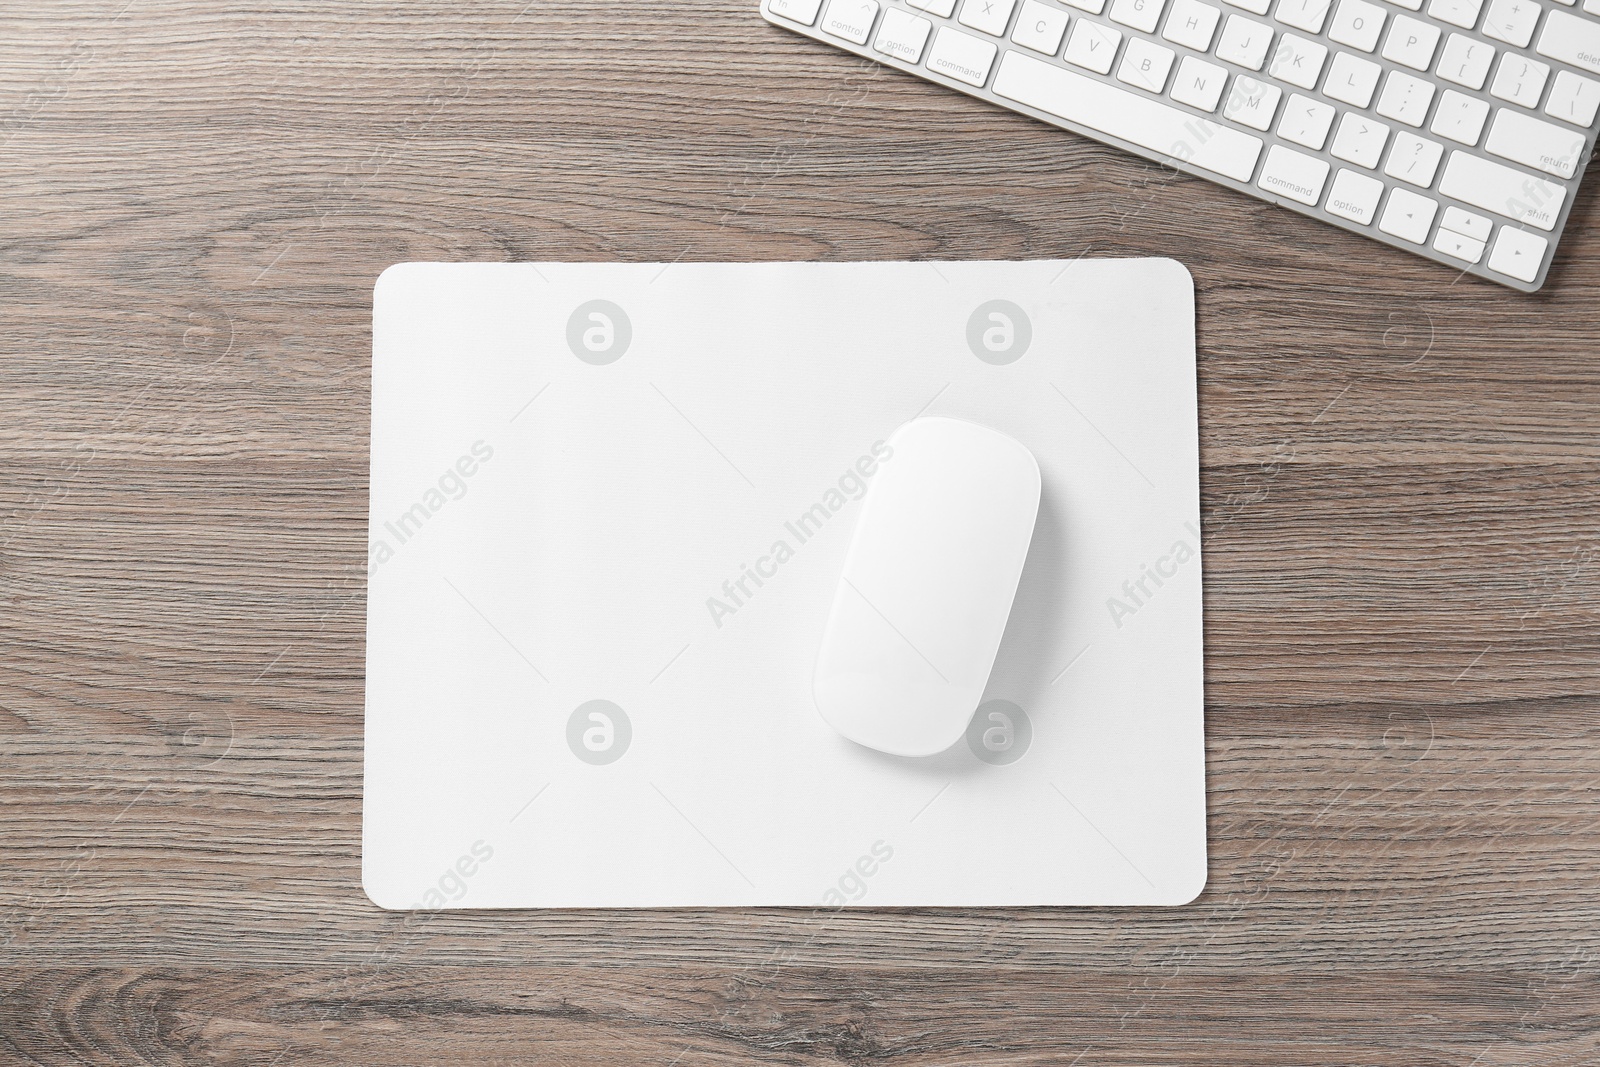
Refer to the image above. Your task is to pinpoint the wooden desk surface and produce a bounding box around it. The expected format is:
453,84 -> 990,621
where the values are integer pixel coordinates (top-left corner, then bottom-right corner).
3,2 -> 1599,1063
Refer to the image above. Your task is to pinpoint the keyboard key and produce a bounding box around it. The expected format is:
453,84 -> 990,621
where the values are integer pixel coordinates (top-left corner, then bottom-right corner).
1278,92 -> 1336,148
1332,112 -> 1392,166
1111,0 -> 1170,31
1438,150 -> 1566,228
1391,0 -> 1425,10
1428,0 -> 1485,29
1384,130 -> 1446,185
1546,70 -> 1600,127
1119,37 -> 1179,91
1376,70 -> 1435,126
1437,210 -> 1494,265
926,25 -> 1001,84
1379,187 -> 1439,242
1171,55 -> 1230,109
1274,0 -> 1334,33
876,9 -> 935,61
1013,0 -> 1071,52
1324,51 -> 1382,107
1382,15 -> 1442,69
1224,75 -> 1283,128
1481,0 -> 1541,46
1442,205 -> 1494,240
1437,33 -> 1496,90
1269,34 -> 1328,88
1216,14 -> 1274,68
1326,168 -> 1386,223
1491,54 -> 1551,108
1487,226 -> 1548,281
991,50 -> 1265,179
1485,108 -> 1588,177
1163,0 -> 1223,49
909,0 -> 959,12
1433,227 -> 1487,261
1059,0 -> 1106,12
1223,0 -> 1271,14
1431,89 -> 1492,144
960,0 -> 1021,34
770,0 -> 826,25
1258,143 -> 1331,202
1064,18 -> 1123,72
822,0 -> 881,43
1327,0 -> 1386,51
1535,10 -> 1600,76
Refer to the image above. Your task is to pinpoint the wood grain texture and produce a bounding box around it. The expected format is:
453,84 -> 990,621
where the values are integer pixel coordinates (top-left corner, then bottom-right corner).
2,1 -> 1599,1063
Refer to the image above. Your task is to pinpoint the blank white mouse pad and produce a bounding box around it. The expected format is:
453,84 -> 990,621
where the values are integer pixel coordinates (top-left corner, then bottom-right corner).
364,259 -> 1206,909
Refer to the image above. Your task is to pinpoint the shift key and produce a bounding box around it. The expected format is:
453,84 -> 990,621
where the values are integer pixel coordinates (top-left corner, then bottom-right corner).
1438,151 -> 1566,230
993,51 -> 1263,182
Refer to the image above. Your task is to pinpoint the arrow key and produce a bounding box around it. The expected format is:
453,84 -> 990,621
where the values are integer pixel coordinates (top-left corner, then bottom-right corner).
1378,187 -> 1439,244
1432,227 -> 1486,263
1487,226 -> 1548,283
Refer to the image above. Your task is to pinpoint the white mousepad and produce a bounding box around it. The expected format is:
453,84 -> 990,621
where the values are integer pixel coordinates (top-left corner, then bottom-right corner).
364,259 -> 1206,909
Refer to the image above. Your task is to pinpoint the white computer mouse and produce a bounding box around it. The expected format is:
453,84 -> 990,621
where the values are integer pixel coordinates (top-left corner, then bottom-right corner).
813,416 -> 1041,757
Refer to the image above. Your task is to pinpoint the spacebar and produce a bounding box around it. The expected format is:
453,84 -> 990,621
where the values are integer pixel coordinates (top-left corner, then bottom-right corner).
992,51 -> 1263,183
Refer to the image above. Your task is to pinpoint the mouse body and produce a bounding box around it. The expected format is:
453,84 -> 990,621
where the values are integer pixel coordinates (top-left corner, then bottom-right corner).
813,416 -> 1041,757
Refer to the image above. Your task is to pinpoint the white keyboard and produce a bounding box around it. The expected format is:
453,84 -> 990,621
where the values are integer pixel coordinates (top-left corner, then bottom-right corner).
762,0 -> 1600,290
